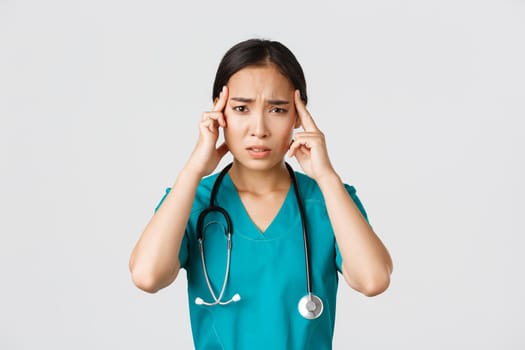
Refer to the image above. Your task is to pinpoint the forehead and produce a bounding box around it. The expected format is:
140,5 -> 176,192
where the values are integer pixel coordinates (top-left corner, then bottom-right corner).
227,65 -> 294,95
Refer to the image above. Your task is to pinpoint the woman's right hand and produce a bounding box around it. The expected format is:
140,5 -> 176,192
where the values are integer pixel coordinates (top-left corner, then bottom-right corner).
130,88 -> 230,292
186,85 -> 230,177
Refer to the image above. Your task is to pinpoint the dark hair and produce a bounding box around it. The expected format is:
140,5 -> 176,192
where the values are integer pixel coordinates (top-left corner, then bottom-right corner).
212,39 -> 308,104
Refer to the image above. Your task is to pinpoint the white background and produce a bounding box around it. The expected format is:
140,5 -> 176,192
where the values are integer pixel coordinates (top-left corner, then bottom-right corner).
1,0 -> 524,348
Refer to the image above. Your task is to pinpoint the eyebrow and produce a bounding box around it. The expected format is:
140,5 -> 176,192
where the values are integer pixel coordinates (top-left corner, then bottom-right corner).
230,97 -> 290,105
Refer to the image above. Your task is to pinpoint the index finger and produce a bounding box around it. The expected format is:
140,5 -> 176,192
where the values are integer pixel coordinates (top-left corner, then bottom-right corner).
213,85 -> 229,112
294,89 -> 319,132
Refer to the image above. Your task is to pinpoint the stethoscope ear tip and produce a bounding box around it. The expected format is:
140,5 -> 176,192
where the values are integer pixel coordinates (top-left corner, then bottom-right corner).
195,295 -> 241,306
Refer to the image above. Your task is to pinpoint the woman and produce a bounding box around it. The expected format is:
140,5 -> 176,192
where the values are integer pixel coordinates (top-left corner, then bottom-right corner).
129,38 -> 393,349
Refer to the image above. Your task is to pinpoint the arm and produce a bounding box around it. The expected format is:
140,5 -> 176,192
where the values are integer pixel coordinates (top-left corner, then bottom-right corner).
129,167 -> 202,293
318,173 -> 392,296
129,86 -> 230,293
289,90 -> 392,296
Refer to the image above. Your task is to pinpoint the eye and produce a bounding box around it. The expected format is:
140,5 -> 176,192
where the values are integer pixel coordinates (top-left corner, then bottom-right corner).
233,106 -> 248,113
270,107 -> 288,114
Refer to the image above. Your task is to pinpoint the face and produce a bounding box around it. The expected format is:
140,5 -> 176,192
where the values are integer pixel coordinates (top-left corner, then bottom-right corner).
222,65 -> 298,171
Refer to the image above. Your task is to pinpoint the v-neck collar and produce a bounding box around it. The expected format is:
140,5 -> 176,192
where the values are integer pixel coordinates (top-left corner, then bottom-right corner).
220,173 -> 296,240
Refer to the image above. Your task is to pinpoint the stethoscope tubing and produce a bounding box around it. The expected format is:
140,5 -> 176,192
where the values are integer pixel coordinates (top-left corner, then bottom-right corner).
286,163 -> 313,298
196,232 -> 235,306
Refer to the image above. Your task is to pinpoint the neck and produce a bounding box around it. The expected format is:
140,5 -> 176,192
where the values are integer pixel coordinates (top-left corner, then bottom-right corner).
228,160 -> 291,194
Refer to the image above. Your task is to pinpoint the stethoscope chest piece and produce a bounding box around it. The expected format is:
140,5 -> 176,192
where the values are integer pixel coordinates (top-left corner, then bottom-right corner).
298,294 -> 323,319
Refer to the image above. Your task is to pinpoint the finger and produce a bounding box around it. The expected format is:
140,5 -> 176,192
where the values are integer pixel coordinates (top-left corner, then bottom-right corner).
199,118 -> 217,135
202,111 -> 226,128
294,89 -> 319,132
201,113 -> 225,133
288,144 -> 310,159
287,138 -> 311,158
213,85 -> 229,112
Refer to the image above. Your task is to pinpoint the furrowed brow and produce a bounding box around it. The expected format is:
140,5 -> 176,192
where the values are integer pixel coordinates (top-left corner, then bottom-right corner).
230,97 -> 290,105
230,97 -> 253,103
267,100 -> 290,105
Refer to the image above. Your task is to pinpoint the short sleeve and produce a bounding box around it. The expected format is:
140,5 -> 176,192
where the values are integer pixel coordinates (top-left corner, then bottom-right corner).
154,187 -> 189,269
335,184 -> 370,272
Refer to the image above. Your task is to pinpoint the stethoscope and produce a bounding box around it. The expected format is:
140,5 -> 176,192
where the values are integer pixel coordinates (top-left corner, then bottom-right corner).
194,162 -> 324,320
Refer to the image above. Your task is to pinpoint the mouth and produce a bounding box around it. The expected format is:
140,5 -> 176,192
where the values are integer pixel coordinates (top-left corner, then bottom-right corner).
246,146 -> 271,152
246,146 -> 271,158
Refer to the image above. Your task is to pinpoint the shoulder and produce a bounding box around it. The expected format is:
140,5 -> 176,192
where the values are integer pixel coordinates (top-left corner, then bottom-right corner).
190,172 -> 220,214
294,170 -> 368,222
155,172 -> 221,214
294,171 -> 357,201
294,171 -> 321,201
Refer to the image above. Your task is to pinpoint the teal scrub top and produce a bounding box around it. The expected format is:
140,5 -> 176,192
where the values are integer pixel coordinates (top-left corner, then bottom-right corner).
155,170 -> 369,350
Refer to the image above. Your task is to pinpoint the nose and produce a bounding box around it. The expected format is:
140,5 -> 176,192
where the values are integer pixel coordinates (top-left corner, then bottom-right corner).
250,111 -> 269,138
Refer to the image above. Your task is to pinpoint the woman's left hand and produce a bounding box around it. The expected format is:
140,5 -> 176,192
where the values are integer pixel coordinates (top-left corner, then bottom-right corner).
288,90 -> 336,182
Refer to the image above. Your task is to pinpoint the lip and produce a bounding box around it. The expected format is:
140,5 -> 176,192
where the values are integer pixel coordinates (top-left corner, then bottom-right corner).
246,145 -> 271,159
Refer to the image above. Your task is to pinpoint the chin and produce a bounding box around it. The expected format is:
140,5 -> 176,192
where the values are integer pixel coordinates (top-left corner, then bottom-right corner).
232,157 -> 285,171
